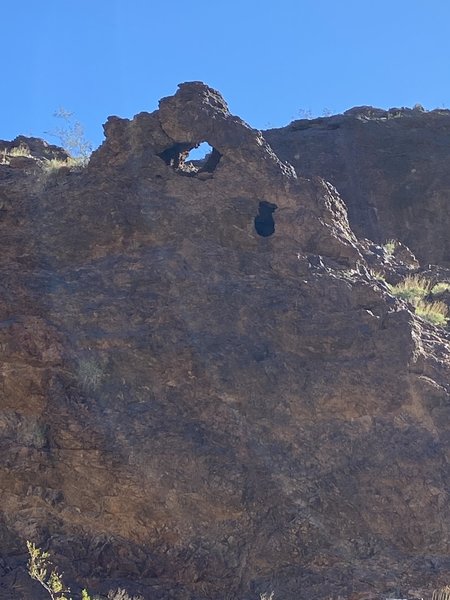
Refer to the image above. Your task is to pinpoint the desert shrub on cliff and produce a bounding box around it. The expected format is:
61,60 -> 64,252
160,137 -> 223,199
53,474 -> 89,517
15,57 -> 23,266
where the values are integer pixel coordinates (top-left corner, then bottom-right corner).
9,144 -> 31,157
432,585 -> 450,600
27,541 -> 141,600
389,275 -> 432,303
1,144 -> 32,165
27,540 -> 80,600
43,157 -> 84,172
383,239 -> 399,255
415,299 -> 448,326
432,281 -> 450,294
389,275 -> 448,326
107,590 -> 143,600
46,108 -> 92,166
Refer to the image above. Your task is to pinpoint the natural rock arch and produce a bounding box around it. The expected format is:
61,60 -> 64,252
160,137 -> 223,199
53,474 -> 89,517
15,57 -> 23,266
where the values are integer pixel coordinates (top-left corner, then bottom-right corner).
158,140 -> 222,177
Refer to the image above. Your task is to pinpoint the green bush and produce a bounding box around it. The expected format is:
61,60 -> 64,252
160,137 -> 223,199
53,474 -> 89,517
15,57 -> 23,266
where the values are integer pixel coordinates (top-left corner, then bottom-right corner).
9,144 -> 31,157
389,275 -> 448,326
27,541 -> 141,600
389,275 -> 432,303
415,300 -> 448,326
27,540 -> 78,600
432,282 -> 450,294
383,239 -> 399,256
43,157 -> 83,172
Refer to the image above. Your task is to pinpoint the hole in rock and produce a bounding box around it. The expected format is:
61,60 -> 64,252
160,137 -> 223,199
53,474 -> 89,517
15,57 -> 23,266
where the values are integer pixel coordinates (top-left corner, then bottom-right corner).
158,143 -> 192,169
158,141 -> 222,176
186,141 -> 213,161
254,201 -> 277,237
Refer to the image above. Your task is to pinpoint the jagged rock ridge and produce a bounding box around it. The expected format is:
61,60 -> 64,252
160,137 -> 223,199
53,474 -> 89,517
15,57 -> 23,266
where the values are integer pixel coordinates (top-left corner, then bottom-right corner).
0,83 -> 450,600
264,105 -> 450,266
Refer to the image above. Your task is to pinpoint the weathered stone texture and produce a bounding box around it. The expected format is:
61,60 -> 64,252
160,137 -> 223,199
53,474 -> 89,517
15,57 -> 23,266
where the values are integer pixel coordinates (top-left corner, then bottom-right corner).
264,106 -> 450,265
1,85 -> 450,600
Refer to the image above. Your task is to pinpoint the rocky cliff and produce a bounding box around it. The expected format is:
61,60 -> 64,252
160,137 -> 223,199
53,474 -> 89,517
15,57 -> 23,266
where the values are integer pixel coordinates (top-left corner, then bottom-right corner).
1,84 -> 450,600
264,105 -> 450,266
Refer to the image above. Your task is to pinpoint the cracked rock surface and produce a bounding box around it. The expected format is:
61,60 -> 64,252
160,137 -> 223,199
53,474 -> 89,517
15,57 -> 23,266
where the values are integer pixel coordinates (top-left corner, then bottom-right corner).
1,84 -> 450,600
264,105 -> 450,265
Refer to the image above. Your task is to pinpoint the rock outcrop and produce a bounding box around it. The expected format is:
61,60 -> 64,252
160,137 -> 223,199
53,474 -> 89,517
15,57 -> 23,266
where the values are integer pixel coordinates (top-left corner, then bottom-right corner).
264,106 -> 450,266
1,84 -> 450,600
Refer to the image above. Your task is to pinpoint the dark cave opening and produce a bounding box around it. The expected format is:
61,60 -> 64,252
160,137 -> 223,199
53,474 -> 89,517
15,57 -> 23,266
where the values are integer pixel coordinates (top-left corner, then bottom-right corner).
158,141 -> 222,176
254,201 -> 277,237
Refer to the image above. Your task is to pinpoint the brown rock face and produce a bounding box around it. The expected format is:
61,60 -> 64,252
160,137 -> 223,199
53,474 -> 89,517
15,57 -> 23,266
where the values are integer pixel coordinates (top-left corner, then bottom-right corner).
1,84 -> 450,600
264,106 -> 450,266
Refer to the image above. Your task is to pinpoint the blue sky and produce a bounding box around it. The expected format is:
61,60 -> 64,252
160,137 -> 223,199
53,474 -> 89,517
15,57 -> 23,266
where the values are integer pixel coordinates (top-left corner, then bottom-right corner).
3,0 -> 450,152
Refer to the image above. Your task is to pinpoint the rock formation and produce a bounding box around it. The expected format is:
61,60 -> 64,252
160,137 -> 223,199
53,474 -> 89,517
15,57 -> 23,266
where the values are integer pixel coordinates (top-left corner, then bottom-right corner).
1,83 -> 450,600
264,105 -> 450,266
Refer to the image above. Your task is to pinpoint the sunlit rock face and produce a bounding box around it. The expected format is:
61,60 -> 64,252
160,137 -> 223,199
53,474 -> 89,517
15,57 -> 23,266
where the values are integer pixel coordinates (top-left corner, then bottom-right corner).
1,84 -> 450,600
265,105 -> 450,266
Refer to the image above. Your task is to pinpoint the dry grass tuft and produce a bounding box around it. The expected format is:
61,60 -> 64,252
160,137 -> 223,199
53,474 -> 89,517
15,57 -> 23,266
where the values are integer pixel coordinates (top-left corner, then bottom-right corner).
389,275 -> 432,304
432,282 -> 450,294
43,156 -> 86,172
9,144 -> 30,157
415,300 -> 448,326
383,239 -> 398,255
389,275 -> 448,326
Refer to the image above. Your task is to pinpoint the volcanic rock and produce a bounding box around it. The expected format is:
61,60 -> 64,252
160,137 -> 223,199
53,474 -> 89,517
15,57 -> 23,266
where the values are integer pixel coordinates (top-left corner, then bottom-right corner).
1,84 -> 450,600
264,106 -> 450,266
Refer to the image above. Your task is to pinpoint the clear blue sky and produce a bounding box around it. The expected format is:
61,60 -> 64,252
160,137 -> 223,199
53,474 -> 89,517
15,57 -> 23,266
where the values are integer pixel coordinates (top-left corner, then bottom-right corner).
3,0 -> 450,152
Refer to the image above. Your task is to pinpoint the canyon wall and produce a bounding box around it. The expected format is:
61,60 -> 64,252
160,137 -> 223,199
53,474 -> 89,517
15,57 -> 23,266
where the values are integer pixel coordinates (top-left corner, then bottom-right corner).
1,84 -> 450,600
265,105 -> 450,266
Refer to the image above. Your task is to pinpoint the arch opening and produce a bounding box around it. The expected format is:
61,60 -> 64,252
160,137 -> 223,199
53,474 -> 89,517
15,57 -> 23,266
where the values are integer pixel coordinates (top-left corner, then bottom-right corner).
158,140 -> 222,177
186,141 -> 213,161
